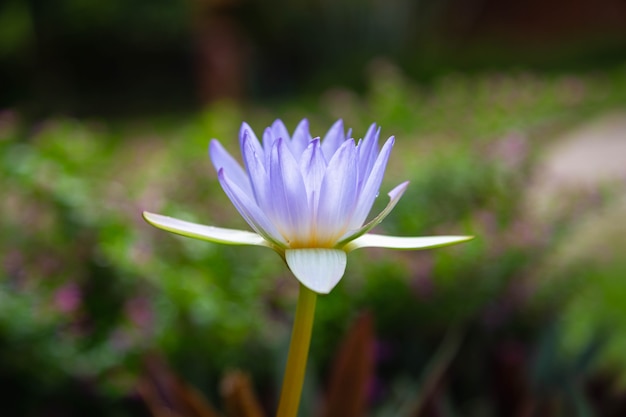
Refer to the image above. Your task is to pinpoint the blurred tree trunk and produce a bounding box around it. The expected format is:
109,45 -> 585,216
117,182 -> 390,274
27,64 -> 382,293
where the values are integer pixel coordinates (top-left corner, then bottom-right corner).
191,0 -> 248,104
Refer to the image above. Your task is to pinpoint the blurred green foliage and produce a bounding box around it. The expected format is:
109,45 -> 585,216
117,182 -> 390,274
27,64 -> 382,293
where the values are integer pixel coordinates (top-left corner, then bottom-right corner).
2,63 -> 626,416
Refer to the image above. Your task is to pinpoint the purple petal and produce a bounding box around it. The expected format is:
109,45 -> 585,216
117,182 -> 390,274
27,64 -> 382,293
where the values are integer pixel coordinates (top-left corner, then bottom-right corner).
239,122 -> 264,162
242,135 -> 271,212
271,119 -> 290,143
349,136 -> 395,230
316,139 -> 358,242
272,119 -> 290,136
321,119 -> 345,159
217,168 -> 286,246
357,123 -> 381,183
269,139 -> 310,243
299,139 -> 327,212
262,127 -> 276,166
209,139 -> 252,196
290,118 -> 312,158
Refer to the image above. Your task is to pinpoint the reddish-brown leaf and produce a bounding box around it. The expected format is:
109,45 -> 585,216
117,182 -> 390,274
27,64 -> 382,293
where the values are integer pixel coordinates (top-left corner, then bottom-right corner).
321,311 -> 375,417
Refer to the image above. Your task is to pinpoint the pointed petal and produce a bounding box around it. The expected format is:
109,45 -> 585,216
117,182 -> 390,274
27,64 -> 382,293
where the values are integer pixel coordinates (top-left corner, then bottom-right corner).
272,119 -> 290,140
290,118 -> 312,158
285,249 -> 347,294
271,119 -> 292,155
349,136 -> 395,229
218,168 -> 287,247
240,123 -> 264,163
242,135 -> 271,211
299,138 -> 327,210
262,127 -> 276,166
321,119 -> 345,159
209,140 -> 251,195
345,234 -> 474,251
316,139 -> 358,241
143,212 -> 268,246
269,139 -> 310,242
357,123 -> 380,181
262,126 -> 275,149
337,181 -> 408,247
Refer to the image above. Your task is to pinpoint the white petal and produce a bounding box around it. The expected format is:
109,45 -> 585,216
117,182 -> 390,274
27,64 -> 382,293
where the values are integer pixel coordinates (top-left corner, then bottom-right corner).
285,249 -> 347,294
345,234 -> 474,251
143,212 -> 269,246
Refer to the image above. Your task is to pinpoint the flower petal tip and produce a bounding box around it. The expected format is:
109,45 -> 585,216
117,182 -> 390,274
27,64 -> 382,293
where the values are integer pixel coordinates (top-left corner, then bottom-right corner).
142,211 -> 163,227
285,249 -> 347,294
389,181 -> 409,198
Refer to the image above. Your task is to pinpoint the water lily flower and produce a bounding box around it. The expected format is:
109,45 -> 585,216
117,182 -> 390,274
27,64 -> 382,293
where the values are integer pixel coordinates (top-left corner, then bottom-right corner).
143,119 -> 473,417
143,119 -> 472,294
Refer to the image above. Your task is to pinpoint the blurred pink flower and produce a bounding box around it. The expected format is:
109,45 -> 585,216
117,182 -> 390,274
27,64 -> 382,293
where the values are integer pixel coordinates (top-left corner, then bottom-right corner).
53,283 -> 81,313
126,297 -> 153,328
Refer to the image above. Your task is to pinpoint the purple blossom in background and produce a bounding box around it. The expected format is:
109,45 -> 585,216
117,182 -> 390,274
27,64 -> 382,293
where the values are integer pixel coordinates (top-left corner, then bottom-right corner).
53,283 -> 81,313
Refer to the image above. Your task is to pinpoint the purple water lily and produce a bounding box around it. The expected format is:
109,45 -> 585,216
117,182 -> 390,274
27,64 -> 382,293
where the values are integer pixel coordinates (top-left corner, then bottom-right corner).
143,119 -> 472,293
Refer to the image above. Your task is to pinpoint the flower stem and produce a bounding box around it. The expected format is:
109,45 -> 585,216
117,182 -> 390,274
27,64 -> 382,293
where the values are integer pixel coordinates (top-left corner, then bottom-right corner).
276,283 -> 317,417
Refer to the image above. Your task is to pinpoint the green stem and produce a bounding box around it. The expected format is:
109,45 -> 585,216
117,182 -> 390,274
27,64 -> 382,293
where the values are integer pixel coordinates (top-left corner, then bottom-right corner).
276,283 -> 317,417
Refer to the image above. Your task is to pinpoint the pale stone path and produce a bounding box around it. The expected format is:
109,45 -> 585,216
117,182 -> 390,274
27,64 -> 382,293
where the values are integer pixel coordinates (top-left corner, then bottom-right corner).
528,110 -> 626,272
527,110 -> 626,219
536,111 -> 626,189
